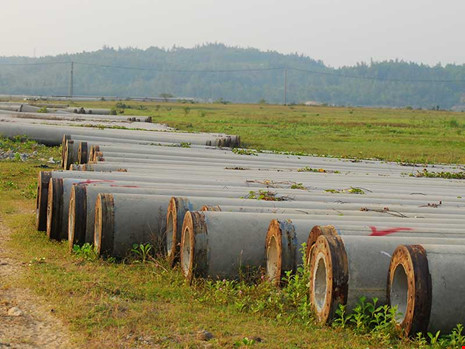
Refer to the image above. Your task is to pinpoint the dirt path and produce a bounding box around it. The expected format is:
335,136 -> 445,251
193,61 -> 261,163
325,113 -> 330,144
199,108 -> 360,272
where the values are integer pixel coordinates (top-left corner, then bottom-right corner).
0,218 -> 73,348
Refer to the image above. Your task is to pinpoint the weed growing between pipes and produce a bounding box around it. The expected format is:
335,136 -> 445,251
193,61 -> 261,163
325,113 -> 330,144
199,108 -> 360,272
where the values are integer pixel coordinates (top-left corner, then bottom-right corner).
232,148 -> 258,156
244,190 -> 291,201
72,243 -> 98,261
332,296 -> 400,345
413,324 -> 465,348
194,245 -> 313,325
410,168 -> 465,179
333,297 -> 465,347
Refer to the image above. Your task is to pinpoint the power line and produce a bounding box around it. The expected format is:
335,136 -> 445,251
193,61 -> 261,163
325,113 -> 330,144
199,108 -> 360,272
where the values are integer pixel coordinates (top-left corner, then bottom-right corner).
288,67 -> 465,83
74,61 -> 284,73
0,61 -> 69,66
0,60 -> 464,83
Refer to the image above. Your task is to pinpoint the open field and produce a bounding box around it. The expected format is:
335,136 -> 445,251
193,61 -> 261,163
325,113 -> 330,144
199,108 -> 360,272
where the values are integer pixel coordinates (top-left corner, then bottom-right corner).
49,101 -> 465,165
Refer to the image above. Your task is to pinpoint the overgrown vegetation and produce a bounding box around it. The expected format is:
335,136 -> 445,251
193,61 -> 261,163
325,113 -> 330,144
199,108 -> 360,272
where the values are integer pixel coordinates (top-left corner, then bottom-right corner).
325,187 -> 366,194
232,148 -> 258,156
298,166 -> 341,174
244,190 -> 290,201
410,168 -> 465,179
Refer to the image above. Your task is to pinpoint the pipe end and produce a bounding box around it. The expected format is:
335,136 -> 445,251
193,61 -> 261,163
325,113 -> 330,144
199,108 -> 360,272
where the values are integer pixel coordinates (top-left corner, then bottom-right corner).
306,225 -> 338,263
36,171 -> 52,231
46,178 -> 63,240
68,184 -> 87,253
265,219 -> 283,285
78,142 -> 88,164
308,234 -> 348,324
180,211 -> 207,283
94,193 -> 115,257
388,244 -> 431,337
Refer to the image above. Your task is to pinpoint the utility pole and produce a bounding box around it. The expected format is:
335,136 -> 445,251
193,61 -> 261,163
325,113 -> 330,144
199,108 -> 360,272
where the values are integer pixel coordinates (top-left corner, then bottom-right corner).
283,68 -> 288,105
69,61 -> 74,98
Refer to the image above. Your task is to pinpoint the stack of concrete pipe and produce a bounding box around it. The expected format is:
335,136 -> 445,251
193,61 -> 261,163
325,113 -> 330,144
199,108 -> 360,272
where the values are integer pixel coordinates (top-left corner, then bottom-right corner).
5,119 -> 462,338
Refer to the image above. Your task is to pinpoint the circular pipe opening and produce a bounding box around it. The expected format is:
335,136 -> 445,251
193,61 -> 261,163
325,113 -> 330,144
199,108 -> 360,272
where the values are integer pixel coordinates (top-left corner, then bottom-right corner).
313,253 -> 328,312
266,236 -> 280,283
181,226 -> 191,278
390,264 -> 409,323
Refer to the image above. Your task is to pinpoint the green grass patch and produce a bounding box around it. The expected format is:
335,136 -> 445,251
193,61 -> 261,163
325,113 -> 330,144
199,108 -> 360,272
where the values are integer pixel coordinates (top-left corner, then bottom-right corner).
48,100 -> 465,164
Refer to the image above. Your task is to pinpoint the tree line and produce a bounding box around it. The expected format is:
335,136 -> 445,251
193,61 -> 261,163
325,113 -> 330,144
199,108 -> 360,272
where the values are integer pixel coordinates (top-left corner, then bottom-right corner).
0,43 -> 464,108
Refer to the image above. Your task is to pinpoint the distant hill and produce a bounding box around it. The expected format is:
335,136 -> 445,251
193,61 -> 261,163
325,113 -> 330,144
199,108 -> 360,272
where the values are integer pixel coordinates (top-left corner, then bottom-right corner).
0,43 -> 464,108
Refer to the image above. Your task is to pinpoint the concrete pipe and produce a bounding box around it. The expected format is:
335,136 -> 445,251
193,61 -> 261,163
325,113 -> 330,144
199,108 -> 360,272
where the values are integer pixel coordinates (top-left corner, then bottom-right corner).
306,223 -> 465,256
63,139 -> 79,170
266,219 -> 318,284
19,104 -> 41,113
0,103 -> 22,112
268,218 -> 465,286
178,211 -> 460,283
308,235 -> 465,325
165,195 -> 465,268
94,193 -> 172,258
65,107 -> 111,115
80,162 -> 465,195
60,135 -> 71,168
387,244 -> 465,336
46,178 -> 65,240
38,168 -> 465,234
64,135 -> 209,150
37,171 -> 464,237
78,141 -> 88,164
70,183 -> 324,249
181,211 -> 296,282
90,142 -> 459,176
57,177 -> 465,243
0,122 -> 240,147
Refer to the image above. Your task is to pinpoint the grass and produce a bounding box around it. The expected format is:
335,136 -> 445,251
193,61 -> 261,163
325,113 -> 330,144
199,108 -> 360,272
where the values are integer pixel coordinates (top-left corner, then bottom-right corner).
36,99 -> 465,165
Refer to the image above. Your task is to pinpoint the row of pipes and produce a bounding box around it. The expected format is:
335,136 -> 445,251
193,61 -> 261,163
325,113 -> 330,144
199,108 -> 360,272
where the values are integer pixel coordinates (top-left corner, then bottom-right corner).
1,117 -> 464,337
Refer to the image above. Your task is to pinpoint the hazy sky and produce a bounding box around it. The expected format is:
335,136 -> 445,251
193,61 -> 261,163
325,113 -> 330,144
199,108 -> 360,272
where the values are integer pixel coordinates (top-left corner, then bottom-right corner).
1,0 -> 464,67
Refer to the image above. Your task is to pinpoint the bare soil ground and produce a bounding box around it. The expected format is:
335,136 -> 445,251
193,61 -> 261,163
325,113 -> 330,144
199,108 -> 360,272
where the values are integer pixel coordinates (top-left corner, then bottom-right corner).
0,218 -> 72,348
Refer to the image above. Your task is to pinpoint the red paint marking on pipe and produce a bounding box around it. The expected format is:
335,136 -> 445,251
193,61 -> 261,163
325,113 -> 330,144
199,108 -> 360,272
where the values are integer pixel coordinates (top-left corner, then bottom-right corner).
109,185 -> 140,188
77,179 -> 115,185
369,226 -> 414,236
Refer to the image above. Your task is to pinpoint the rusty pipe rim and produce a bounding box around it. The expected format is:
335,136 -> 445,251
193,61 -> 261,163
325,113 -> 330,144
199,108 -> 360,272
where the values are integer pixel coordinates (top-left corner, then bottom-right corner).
166,198 -> 178,266
68,185 -> 87,252
387,245 -> 431,336
308,234 -> 348,324
78,142 -> 88,164
46,178 -> 63,240
201,205 -> 221,211
36,171 -> 52,231
68,188 -> 76,252
60,134 -> 71,168
180,211 -> 208,283
265,219 -> 283,285
64,139 -> 74,170
94,193 -> 114,257
180,211 -> 195,282
306,225 -> 338,261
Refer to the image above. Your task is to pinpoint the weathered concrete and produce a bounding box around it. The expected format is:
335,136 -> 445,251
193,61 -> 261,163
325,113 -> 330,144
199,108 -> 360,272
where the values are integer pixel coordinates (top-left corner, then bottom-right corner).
94,193 -> 172,258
